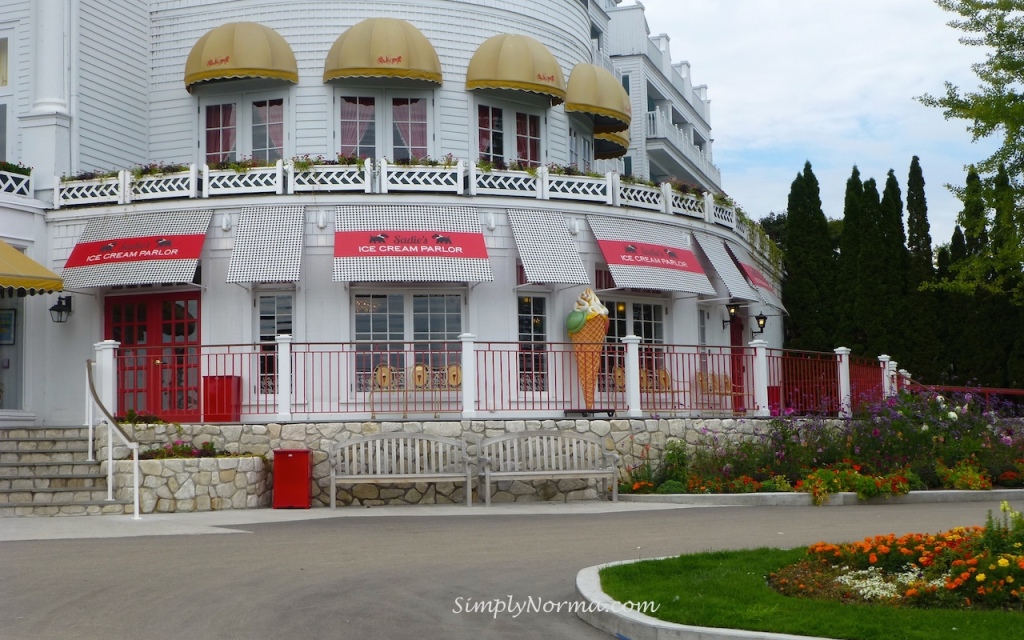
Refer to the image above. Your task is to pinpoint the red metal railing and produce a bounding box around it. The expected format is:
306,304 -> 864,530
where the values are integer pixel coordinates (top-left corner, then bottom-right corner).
766,349 -> 840,415
474,341 -> 626,414
849,355 -> 884,412
638,344 -> 755,415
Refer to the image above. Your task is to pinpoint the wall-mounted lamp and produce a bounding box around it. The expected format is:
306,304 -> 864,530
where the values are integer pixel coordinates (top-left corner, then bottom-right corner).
485,212 -> 496,231
316,211 -> 328,230
49,296 -> 73,323
220,213 -> 232,232
753,313 -> 768,335
722,302 -> 739,329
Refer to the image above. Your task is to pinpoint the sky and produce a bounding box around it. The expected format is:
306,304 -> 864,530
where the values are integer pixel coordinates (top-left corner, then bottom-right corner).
627,0 -> 1000,246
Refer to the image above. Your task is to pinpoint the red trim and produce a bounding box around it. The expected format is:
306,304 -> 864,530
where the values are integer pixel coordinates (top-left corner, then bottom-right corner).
334,231 -> 489,259
740,262 -> 774,293
65,234 -> 205,268
597,240 -> 704,274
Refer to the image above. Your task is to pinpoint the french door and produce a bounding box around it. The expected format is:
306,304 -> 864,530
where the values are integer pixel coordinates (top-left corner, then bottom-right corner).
106,292 -> 201,422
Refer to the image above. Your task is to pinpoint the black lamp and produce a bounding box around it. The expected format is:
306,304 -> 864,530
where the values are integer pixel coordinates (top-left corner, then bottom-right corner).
753,313 -> 768,335
722,302 -> 739,329
49,296 -> 73,323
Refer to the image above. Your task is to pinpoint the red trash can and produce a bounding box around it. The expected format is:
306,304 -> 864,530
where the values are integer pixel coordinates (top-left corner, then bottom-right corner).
273,449 -> 312,509
203,375 -> 242,422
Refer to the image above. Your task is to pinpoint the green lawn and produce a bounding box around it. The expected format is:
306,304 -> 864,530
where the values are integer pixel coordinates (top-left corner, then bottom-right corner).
599,548 -> 1024,640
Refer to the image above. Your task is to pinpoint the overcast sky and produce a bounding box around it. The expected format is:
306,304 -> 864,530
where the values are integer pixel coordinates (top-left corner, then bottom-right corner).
628,0 -> 999,246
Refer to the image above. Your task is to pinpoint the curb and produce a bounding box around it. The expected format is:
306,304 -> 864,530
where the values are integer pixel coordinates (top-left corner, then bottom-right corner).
618,488 -> 1024,507
575,560 -> 835,640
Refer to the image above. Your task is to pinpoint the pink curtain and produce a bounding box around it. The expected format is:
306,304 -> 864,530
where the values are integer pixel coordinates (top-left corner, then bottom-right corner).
392,98 -> 427,160
205,104 -> 236,164
516,113 -> 539,167
341,97 -> 374,158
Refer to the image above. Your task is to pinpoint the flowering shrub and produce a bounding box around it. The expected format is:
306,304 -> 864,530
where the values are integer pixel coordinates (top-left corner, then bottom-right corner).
797,463 -> 912,505
0,160 -> 31,176
618,437 -> 655,494
771,502 -> 1024,610
141,440 -> 223,459
936,457 -> 993,490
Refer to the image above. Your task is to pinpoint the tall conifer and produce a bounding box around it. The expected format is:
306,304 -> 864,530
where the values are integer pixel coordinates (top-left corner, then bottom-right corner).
834,166 -> 864,352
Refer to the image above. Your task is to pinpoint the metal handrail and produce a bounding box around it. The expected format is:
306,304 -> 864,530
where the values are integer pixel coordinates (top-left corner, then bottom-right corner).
85,359 -> 140,520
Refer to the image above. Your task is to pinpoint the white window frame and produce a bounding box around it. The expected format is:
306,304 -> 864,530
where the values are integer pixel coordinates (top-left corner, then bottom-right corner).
254,290 -> 295,396
516,294 -> 549,394
0,32 -> 14,163
333,88 -> 435,161
568,126 -> 593,173
474,98 -> 547,168
198,89 -> 291,165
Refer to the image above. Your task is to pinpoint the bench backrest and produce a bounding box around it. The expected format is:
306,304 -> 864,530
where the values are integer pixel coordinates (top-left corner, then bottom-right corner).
478,431 -> 613,473
696,371 -> 732,394
331,433 -> 468,476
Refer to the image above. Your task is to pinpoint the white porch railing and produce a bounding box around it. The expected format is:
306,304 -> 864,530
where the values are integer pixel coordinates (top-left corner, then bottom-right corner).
0,169 -> 32,197
645,109 -> 722,185
86,354 -> 140,520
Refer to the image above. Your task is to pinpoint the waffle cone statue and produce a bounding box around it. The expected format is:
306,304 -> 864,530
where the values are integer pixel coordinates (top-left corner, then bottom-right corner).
566,288 -> 609,409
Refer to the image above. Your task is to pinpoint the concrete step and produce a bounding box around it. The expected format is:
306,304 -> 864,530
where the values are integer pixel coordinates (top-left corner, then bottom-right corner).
0,486 -> 117,504
0,500 -> 132,517
0,450 -> 93,464
0,474 -> 105,490
0,462 -> 104,476
0,427 -> 92,439
0,439 -> 93,453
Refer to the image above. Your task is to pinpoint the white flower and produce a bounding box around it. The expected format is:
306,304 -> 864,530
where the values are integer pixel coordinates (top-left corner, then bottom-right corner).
921,424 -> 929,432
935,395 -> 946,408
948,411 -> 958,422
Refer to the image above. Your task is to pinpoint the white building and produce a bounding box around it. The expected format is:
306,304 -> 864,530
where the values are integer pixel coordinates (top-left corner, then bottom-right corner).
0,0 -> 783,427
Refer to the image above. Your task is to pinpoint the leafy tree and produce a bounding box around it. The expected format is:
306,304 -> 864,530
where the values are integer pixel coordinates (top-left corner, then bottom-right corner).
782,162 -> 836,351
757,211 -> 788,254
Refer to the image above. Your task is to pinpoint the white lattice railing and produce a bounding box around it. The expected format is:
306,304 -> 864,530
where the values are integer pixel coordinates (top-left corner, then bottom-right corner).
203,160 -> 284,197
670,190 -> 705,219
712,203 -> 736,229
127,165 -> 198,203
618,181 -> 664,211
379,160 -> 464,195
468,163 -> 543,198
0,170 -> 32,197
545,171 -> 613,204
55,172 -> 126,209
288,159 -> 372,194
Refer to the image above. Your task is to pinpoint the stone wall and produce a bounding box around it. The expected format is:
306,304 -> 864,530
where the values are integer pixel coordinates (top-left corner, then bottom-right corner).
109,456 -> 269,513
98,417 -> 773,507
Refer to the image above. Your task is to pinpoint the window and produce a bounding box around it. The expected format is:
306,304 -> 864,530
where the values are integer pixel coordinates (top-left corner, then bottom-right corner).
202,93 -> 287,165
478,104 -> 503,164
0,37 -> 9,162
518,296 -> 547,391
568,128 -> 592,172
620,74 -> 629,95
337,92 -> 430,161
257,293 -> 293,394
353,292 -> 462,390
606,299 -> 665,378
477,102 -> 544,167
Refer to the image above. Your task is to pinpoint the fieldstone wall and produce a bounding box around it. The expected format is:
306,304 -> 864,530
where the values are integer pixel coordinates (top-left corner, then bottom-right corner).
97,417 -> 775,507
109,457 -> 269,513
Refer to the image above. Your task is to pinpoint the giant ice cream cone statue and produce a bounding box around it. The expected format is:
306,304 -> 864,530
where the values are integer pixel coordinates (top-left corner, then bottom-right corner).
566,289 -> 609,409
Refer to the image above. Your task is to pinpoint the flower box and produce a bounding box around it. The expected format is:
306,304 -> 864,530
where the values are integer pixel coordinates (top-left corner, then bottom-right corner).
203,160 -> 284,197
379,159 -> 464,195
670,190 -> 706,219
468,163 -> 541,198
55,172 -> 126,209
617,181 -> 664,212
127,165 -> 197,203
545,171 -> 613,204
288,159 -> 372,194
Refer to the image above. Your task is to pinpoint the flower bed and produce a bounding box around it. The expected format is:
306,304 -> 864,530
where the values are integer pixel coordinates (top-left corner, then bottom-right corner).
618,390 -> 1024,505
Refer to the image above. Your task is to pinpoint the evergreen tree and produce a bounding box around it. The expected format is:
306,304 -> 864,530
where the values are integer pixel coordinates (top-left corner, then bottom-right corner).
834,166 -> 864,352
902,156 -> 941,381
782,162 -> 836,351
878,169 -> 909,357
854,178 -> 886,357
960,167 -> 988,257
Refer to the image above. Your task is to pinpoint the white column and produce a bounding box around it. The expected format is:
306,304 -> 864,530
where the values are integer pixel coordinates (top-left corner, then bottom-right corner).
834,347 -> 852,418
622,335 -> 642,418
460,333 -> 477,419
889,360 -> 899,395
93,340 -> 120,418
750,339 -> 769,417
878,354 -> 891,397
275,334 -> 293,421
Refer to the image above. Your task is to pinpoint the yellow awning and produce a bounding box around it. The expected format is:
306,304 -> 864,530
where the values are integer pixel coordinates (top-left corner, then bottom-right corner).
0,239 -> 63,296
184,22 -> 298,92
466,34 -> 565,105
594,129 -> 630,159
323,18 -> 442,84
565,64 -> 631,133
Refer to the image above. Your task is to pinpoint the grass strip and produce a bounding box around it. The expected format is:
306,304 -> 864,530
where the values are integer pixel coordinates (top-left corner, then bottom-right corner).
599,548 -> 1024,640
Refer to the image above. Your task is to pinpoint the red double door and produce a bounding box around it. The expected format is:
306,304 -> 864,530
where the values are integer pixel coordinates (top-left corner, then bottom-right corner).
106,292 -> 201,422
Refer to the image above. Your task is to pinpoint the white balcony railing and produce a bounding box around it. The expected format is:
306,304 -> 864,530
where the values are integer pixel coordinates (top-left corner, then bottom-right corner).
645,110 -> 722,185
0,169 -> 32,197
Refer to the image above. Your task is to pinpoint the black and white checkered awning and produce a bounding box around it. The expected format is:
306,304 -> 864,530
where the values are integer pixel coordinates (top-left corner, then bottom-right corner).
725,242 -> 786,312
333,205 -> 493,282
507,209 -> 589,285
62,210 -> 212,288
691,232 -> 760,302
227,205 -> 305,283
586,216 -> 716,296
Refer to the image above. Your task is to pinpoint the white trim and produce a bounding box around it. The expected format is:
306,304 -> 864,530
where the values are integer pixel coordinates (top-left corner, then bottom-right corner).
332,87 -> 436,161
198,89 -> 292,165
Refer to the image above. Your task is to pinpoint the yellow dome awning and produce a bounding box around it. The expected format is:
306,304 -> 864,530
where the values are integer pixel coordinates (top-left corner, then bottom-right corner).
565,63 -> 631,133
594,129 -> 629,159
466,34 -> 565,105
323,18 -> 442,85
184,22 -> 298,92
0,239 -> 63,296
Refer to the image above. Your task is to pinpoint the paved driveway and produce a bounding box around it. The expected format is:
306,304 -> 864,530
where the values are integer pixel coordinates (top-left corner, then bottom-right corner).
0,500 -> 1008,640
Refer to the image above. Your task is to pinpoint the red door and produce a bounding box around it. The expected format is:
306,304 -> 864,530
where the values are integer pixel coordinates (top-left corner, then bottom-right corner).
106,292 -> 201,422
729,317 -> 746,412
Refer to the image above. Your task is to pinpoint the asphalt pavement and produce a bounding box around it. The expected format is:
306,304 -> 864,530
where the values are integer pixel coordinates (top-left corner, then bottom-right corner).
0,499 -> 1012,640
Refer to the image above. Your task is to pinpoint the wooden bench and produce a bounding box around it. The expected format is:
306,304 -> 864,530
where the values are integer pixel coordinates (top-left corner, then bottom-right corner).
477,430 -> 619,506
329,433 -> 474,507
693,371 -> 741,411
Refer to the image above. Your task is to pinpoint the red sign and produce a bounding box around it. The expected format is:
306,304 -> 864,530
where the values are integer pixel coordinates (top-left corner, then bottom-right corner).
377,55 -> 403,65
334,231 -> 489,259
740,262 -> 775,293
597,240 -> 704,274
65,235 -> 205,268
207,55 -> 230,67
